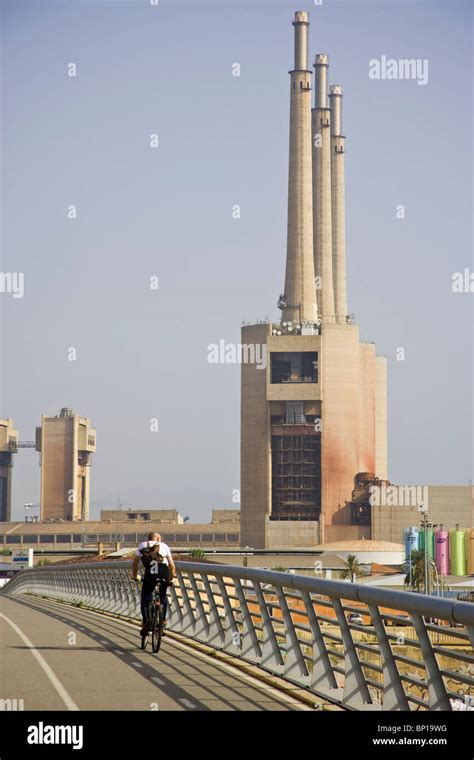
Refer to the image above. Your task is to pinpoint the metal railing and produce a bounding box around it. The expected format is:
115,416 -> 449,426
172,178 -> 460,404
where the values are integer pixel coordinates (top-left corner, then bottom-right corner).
3,561 -> 474,711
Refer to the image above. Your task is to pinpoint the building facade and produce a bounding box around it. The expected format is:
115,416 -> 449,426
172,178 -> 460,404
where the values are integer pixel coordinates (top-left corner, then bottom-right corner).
241,12 -> 387,549
0,419 -> 18,522
36,408 -> 96,521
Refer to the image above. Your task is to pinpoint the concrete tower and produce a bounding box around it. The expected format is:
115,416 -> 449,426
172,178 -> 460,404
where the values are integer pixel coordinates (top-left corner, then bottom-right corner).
240,12 -> 388,549
329,85 -> 348,323
36,408 -> 96,521
312,54 -> 335,323
281,11 -> 318,325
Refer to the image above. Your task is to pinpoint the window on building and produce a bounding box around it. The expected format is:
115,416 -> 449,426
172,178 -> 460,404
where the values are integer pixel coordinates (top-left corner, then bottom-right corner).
40,535 -> 53,544
86,534 -> 98,543
56,535 -> 72,544
271,434 -> 321,521
23,535 -> 38,543
270,352 -> 318,384
214,534 -> 226,543
72,534 -> 82,543
227,534 -> 240,542
285,402 -> 305,424
98,534 -> 111,542
201,534 -> 213,542
8,535 -> 21,543
124,534 -> 137,543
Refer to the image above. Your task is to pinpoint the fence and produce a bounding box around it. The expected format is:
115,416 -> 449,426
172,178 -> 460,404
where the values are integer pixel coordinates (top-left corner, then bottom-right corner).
3,560 -> 474,711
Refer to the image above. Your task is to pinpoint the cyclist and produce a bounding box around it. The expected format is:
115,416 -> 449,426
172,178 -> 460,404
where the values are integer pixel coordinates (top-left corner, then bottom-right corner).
131,531 -> 176,636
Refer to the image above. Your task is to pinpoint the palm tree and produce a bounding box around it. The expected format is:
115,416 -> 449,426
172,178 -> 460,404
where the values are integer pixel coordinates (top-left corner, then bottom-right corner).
402,548 -> 437,593
188,548 -> 207,560
340,554 -> 362,583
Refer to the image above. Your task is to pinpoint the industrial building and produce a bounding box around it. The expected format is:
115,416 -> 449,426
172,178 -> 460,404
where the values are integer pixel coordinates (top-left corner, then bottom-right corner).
372,485 -> 474,543
0,509 -> 241,551
0,419 -> 18,522
35,408 -> 96,522
241,12 -> 387,549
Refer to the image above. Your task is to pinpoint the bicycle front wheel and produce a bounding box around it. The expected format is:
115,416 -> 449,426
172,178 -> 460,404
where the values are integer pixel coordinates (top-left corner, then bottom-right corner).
151,603 -> 163,653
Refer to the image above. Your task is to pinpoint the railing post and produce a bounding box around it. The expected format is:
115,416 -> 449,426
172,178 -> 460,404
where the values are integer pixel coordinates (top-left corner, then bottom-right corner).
176,571 -> 196,636
411,614 -> 451,711
252,582 -> 284,674
333,599 -> 372,707
200,574 -> 225,649
368,604 -> 409,711
233,578 -> 261,663
301,590 -> 341,695
275,586 -> 309,683
188,573 -> 210,643
215,576 -> 240,654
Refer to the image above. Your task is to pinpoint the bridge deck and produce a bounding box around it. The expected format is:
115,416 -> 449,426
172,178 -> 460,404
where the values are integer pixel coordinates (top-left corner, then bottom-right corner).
0,596 -> 310,712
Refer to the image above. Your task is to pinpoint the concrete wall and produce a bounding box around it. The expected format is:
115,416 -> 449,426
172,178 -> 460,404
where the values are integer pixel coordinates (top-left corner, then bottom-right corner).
358,342 -> 376,476
375,357 -> 388,480
240,324 -> 272,549
372,485 -> 474,542
320,323 -> 361,526
266,518 -> 319,549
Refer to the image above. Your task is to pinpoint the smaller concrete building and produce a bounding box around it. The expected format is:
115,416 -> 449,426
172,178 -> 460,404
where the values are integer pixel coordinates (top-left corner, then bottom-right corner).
310,539 -> 405,565
36,408 -> 96,522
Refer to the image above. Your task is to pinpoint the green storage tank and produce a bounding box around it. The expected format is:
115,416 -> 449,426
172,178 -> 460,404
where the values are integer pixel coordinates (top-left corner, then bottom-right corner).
419,527 -> 434,559
449,527 -> 466,576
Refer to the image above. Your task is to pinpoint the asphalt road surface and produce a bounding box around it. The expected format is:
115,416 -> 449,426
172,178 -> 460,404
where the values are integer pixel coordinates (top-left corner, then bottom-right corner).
0,595 -> 310,711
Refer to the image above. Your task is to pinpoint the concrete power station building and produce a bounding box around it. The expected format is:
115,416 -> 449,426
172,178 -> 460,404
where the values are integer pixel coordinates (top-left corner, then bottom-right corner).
35,408 -> 96,521
241,12 -> 387,549
0,419 -> 19,522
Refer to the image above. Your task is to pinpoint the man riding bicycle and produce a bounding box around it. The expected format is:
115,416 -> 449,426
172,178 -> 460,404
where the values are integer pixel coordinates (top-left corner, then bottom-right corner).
131,531 -> 176,636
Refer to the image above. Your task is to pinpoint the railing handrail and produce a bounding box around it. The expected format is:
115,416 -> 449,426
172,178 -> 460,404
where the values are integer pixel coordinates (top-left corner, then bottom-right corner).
7,560 -> 474,626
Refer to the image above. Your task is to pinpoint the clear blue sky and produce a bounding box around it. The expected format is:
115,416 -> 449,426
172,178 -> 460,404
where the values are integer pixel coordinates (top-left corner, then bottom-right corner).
0,0 -> 472,521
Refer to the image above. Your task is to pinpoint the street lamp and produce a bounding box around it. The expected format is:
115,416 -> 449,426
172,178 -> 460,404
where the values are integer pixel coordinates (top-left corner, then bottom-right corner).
418,504 -> 431,597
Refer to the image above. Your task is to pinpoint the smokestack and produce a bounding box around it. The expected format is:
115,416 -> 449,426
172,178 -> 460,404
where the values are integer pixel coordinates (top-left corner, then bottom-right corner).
281,12 -> 318,325
329,84 -> 348,323
312,54 -> 335,324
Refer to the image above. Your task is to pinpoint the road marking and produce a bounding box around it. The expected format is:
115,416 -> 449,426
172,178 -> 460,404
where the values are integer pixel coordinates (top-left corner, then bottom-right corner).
151,677 -> 165,686
179,698 -> 197,709
113,649 -> 124,655
0,612 -> 80,711
131,662 -> 143,668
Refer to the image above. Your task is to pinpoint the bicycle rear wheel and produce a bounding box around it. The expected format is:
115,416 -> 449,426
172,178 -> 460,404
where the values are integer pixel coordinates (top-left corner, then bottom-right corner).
151,603 -> 163,653
141,600 -> 154,650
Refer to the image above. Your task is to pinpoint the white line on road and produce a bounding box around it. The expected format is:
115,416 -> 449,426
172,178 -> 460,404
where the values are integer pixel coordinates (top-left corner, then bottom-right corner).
179,699 -> 197,709
0,612 -> 80,711
151,677 -> 165,686
131,662 -> 143,668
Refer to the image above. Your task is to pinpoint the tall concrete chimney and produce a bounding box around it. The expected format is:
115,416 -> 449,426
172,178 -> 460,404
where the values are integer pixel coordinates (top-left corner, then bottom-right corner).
281,11 -> 318,325
312,54 -> 335,324
329,85 -> 348,323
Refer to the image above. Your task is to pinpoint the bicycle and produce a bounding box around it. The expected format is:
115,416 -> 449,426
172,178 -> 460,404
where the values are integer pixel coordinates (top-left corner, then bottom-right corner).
135,576 -> 171,653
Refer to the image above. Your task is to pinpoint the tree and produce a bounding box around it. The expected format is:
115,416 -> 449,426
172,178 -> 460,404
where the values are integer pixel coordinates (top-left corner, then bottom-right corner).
188,548 -> 207,560
340,554 -> 362,583
402,548 -> 436,593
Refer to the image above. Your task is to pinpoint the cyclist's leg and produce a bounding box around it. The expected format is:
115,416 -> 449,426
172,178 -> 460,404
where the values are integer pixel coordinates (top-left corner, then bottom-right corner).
141,578 -> 155,630
158,565 -> 170,620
